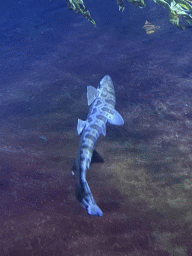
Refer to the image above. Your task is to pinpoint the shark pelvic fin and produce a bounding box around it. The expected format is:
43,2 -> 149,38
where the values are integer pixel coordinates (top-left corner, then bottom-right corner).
108,110 -> 124,125
77,119 -> 87,135
87,86 -> 97,106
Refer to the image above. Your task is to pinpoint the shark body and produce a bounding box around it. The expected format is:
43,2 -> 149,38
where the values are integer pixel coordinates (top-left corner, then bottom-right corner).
75,75 -> 124,216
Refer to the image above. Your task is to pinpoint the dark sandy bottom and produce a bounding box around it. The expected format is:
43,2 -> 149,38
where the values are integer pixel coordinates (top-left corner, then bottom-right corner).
1,17 -> 192,255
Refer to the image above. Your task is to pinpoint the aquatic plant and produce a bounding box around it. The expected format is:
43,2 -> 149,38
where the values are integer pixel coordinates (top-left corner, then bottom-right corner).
65,0 -> 96,26
65,0 -> 192,29
153,0 -> 192,29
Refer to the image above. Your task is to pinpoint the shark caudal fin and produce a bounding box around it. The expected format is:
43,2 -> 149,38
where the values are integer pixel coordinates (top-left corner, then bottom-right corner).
76,180 -> 103,217
81,198 -> 103,217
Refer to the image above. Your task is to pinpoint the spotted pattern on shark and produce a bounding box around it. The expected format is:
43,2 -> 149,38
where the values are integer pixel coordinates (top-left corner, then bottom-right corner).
74,75 -> 124,216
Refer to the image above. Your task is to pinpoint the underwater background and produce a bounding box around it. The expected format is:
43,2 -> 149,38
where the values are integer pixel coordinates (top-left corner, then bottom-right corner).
1,0 -> 192,255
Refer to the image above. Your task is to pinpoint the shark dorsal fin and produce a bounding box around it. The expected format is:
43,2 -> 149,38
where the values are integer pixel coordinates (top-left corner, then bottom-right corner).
108,110 -> 124,125
87,86 -> 97,106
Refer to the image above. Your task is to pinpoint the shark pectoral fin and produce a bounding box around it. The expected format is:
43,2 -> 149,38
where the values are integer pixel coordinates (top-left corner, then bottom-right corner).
87,86 -> 97,106
108,110 -> 124,125
101,125 -> 106,136
77,119 -> 87,135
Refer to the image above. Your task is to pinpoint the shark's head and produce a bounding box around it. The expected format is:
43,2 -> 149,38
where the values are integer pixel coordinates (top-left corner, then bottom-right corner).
99,75 -> 115,94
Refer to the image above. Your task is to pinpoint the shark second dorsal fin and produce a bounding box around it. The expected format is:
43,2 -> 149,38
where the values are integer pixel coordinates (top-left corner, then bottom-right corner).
87,86 -> 97,106
108,110 -> 124,125
77,119 -> 87,135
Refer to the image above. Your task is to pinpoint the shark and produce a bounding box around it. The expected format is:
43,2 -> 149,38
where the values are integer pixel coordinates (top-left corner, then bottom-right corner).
75,75 -> 124,216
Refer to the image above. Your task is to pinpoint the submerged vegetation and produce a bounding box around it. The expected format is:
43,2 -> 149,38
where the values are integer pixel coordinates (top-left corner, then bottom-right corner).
65,0 -> 192,29
65,0 -> 96,25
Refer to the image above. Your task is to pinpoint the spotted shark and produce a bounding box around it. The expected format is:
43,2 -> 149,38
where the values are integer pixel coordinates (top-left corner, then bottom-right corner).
75,75 -> 124,216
